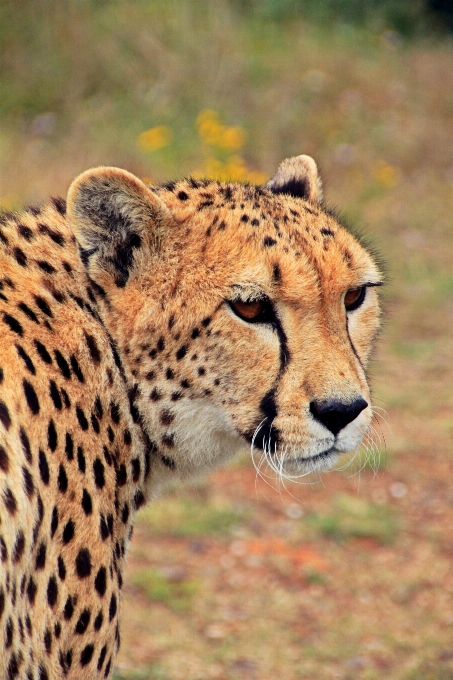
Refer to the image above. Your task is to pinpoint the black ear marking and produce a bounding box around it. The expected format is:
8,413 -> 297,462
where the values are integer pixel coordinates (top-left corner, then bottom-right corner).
266,155 -> 322,205
67,167 -> 172,287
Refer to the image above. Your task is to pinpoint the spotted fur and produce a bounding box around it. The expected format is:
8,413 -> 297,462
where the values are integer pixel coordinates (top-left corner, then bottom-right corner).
0,156 -> 382,678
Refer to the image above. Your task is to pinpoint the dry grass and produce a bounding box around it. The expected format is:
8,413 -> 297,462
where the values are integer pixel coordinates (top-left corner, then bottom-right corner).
2,3 -> 453,678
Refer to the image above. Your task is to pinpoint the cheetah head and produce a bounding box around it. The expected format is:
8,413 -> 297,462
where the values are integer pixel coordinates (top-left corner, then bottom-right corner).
67,156 -> 382,491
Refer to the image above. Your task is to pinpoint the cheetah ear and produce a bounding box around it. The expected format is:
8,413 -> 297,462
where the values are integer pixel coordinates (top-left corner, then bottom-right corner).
67,166 -> 172,288
265,155 -> 323,205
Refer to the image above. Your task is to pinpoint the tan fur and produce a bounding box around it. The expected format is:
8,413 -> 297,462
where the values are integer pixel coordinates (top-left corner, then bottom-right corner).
0,157 -> 381,678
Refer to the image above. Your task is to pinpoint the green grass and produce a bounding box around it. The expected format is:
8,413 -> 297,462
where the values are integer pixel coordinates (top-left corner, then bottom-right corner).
137,496 -> 247,537
307,493 -> 400,543
131,568 -> 199,612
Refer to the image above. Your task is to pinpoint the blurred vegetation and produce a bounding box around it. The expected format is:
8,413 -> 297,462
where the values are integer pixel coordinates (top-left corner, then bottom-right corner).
307,493 -> 400,544
131,568 -> 199,612
138,496 -> 247,537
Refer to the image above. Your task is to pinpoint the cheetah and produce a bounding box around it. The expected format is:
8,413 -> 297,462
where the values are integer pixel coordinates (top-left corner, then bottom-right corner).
0,155 -> 382,678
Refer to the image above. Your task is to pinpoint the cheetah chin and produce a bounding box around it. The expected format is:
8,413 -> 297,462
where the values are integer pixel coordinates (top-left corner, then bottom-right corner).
0,154 -> 382,678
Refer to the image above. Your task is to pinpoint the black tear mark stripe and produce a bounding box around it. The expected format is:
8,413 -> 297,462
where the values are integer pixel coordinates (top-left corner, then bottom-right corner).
346,318 -> 365,373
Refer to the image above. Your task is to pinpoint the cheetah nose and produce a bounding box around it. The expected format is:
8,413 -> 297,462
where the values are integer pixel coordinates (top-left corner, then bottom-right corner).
309,397 -> 368,436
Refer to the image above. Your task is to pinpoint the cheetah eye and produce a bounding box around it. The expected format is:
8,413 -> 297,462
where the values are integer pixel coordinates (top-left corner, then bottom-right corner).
344,286 -> 366,312
228,298 -> 275,324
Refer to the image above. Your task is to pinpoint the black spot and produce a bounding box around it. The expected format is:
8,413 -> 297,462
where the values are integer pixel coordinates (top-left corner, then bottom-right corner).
18,302 -> 39,324
5,617 -> 14,647
75,548 -> 92,578
0,401 -> 11,430
91,413 -> 101,434
171,391 -> 182,401
22,466 -> 34,498
110,402 -> 120,425
3,487 -> 17,515
251,218 -> 260,226
50,507 -> 59,537
19,428 -> 32,462
107,426 -> 114,443
178,190 -> 189,200
75,609 -> 90,634
94,610 -> 104,631
12,531 -> 25,563
58,556 -> 66,580
47,419 -> 57,451
70,355 -> 84,382
46,575 -> 58,607
150,387 -> 161,401
321,227 -> 335,237
76,406 -> 89,431
62,520 -> 75,544
166,368 -> 174,380
162,433 -> 175,448
18,224 -> 34,240
82,489 -> 92,515
198,366 -> 205,376
52,197 -> 66,215
35,340 -> 52,364
3,313 -> 23,336
121,503 -> 130,524
99,516 -> 109,541
176,345 -> 187,360
36,260 -> 57,275
161,455 -> 176,470
61,388 -> 71,408
80,644 -> 94,666
38,223 -> 66,246
16,345 -> 36,374
59,649 -> 73,675
201,316 -> 211,327
123,429 -> 132,446
131,458 -> 141,482
39,450 -> 50,485
273,264 -> 281,282
27,577 -> 37,605
54,350 -> 71,379
34,295 -> 53,318
49,380 -> 62,410
64,596 -> 74,619
94,395 -> 103,419
94,567 -> 107,597
44,628 -> 52,654
109,593 -> 117,621
93,458 -> 105,489
84,332 -> 101,365
23,379 -> 40,414
97,645 -> 107,671
65,433 -> 74,461
0,445 -> 9,472
116,464 -> 127,486
0,586 -> 4,616
54,621 -> 61,638
263,236 -> 277,247
7,653 -> 19,679
58,464 -> 68,493
13,246 -> 27,266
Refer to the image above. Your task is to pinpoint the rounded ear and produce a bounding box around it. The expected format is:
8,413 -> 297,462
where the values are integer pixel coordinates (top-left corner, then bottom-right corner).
265,155 -> 323,205
67,166 -> 172,288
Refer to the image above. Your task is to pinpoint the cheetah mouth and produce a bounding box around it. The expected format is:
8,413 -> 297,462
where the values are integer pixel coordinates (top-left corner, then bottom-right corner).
285,447 -> 340,472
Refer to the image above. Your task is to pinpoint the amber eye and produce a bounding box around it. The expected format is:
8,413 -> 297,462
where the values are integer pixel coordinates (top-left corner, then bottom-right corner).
344,286 -> 366,312
228,298 -> 275,324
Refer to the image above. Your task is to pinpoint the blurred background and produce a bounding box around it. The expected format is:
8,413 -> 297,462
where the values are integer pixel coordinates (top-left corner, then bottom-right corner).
2,1 -> 453,678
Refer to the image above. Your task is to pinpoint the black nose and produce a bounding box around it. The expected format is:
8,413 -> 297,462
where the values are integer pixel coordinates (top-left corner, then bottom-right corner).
310,398 -> 368,436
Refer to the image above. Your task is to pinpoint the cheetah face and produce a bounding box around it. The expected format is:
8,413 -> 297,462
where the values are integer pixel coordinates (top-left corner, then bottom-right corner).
67,156 -> 382,490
